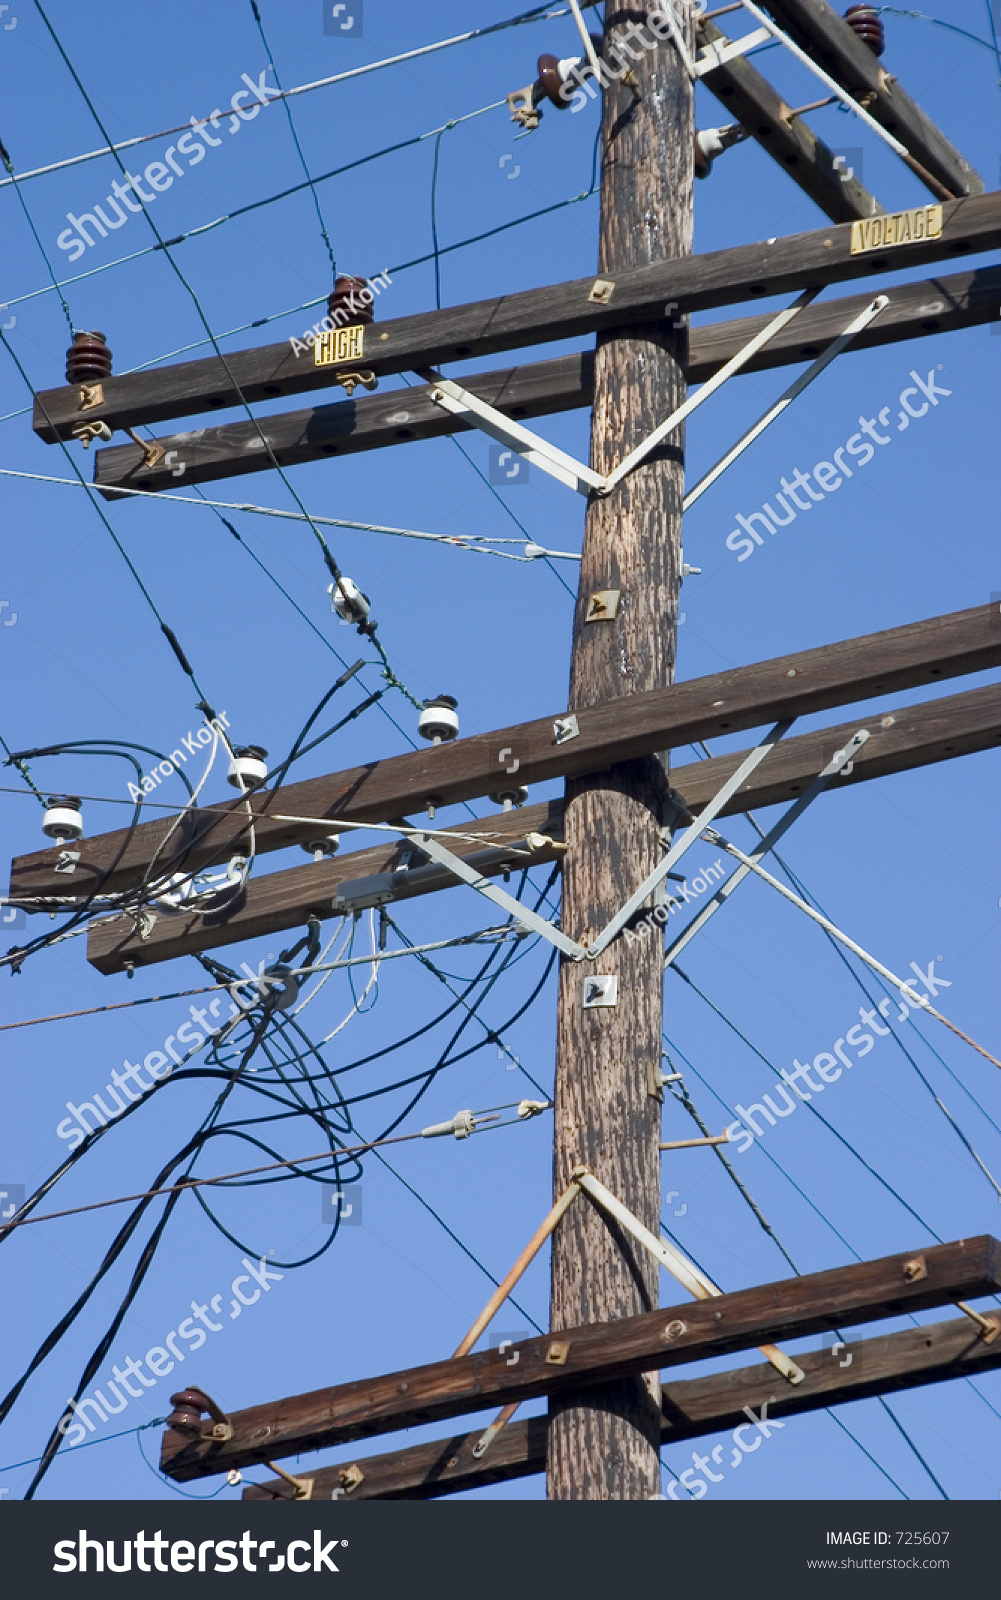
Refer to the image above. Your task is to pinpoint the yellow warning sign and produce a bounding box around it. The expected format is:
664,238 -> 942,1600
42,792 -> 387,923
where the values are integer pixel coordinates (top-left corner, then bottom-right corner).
314,324 -> 365,366
850,205 -> 943,255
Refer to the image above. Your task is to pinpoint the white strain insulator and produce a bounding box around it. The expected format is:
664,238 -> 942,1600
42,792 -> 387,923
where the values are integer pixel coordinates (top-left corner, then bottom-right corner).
421,1109 -> 477,1140
517,1100 -> 548,1119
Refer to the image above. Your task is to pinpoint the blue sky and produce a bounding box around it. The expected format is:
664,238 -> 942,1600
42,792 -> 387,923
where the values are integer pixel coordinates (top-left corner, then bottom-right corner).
0,0 -> 999,1503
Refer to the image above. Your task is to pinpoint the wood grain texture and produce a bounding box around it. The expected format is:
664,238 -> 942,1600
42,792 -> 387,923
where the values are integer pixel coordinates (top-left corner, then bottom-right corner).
242,1315 -> 1001,1500
30,191 -> 1001,441
159,1235 -> 1001,1479
89,266 -> 1001,493
698,13 -> 882,222
763,0 -> 983,199
82,682 -> 1001,973
11,605 -> 1000,904
548,5 -> 693,1503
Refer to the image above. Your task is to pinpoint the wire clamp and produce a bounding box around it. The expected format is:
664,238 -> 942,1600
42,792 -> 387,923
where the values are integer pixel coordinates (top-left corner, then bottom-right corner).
71,420 -> 113,448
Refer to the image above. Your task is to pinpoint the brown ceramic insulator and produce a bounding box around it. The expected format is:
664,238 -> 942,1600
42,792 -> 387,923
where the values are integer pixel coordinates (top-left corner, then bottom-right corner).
843,5 -> 885,56
167,1387 -> 212,1431
537,53 -> 570,110
327,274 -> 374,328
65,330 -> 112,385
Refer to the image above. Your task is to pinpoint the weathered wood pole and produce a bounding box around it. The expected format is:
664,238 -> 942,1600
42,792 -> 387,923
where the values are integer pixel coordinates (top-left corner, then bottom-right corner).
548,4 -> 695,1501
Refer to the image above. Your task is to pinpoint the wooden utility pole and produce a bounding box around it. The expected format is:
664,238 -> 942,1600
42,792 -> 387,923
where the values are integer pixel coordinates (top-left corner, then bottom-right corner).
548,10 -> 694,1501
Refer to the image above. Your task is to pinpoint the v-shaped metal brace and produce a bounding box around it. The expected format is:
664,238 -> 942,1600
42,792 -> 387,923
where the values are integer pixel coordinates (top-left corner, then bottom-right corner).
424,291 -> 816,499
417,718 -> 791,963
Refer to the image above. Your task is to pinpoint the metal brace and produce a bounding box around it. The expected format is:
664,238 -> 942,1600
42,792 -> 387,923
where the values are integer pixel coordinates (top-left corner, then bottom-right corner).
416,832 -> 587,961
266,1460 -> 315,1499
664,731 -> 870,971
124,426 -> 166,469
586,718 -> 793,959
425,375 -> 604,496
956,1302 -> 1001,1343
575,1169 -> 805,1385
692,26 -> 771,78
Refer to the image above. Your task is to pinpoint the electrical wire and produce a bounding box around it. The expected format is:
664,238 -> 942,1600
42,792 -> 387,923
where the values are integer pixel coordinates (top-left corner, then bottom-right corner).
0,1 -> 599,189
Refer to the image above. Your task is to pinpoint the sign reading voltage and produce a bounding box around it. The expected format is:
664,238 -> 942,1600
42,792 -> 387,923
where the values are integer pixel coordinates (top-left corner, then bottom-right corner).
314,325 -> 365,366
850,205 -> 943,255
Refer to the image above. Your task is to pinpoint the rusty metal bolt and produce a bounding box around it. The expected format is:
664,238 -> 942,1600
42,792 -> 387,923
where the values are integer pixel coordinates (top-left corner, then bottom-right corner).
65,330 -> 113,385
662,1318 -> 688,1342
903,1255 -> 927,1282
844,5 -> 885,56
328,274 -> 375,329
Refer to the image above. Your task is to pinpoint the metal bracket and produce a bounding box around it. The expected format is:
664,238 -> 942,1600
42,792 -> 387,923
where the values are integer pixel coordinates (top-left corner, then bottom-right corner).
71,420 -> 113,447
956,1302 -> 1001,1344
546,1341 -> 570,1365
585,589 -> 619,622
553,714 -> 579,745
425,375 -> 604,496
587,718 -> 793,959
598,291 -> 817,496
692,25 -> 771,77
421,290 -> 816,504
583,973 -> 618,1009
334,369 -> 378,397
507,84 -> 541,131
664,730 -> 870,971
577,1170 -> 804,1385
683,296 -> 890,512
266,1460 -> 314,1499
416,833 -> 587,961
124,426 -> 166,469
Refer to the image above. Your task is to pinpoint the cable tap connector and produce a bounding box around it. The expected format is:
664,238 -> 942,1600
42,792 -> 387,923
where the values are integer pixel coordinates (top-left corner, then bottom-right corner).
421,1108 -> 500,1139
